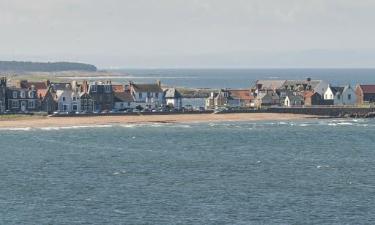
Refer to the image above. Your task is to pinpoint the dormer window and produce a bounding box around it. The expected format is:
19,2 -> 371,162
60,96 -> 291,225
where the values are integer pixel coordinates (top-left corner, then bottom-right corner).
20,91 -> 25,98
29,91 -> 34,98
91,85 -> 97,92
73,97 -> 76,101
13,91 -> 17,99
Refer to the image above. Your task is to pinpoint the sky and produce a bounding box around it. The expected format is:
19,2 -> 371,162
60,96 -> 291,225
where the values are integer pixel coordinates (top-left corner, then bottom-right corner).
0,0 -> 374,68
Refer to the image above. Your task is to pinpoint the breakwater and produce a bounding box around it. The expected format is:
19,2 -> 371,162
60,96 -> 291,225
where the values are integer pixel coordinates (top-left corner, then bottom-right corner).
266,107 -> 375,117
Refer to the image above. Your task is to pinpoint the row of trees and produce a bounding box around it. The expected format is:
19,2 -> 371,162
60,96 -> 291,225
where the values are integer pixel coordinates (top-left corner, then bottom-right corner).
0,61 -> 97,72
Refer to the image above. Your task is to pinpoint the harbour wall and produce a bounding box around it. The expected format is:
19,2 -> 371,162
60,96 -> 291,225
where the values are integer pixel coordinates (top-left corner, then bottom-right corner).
266,107 -> 375,117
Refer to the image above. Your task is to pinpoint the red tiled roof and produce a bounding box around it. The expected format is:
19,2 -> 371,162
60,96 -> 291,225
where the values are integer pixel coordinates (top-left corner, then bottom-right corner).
359,85 -> 375,94
304,91 -> 316,98
228,90 -> 254,100
23,82 -> 48,90
37,89 -> 48,98
114,92 -> 134,102
112,84 -> 125,93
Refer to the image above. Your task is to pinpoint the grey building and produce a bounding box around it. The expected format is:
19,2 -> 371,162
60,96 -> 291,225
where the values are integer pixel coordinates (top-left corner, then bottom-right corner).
6,86 -> 38,113
0,77 -> 6,113
88,81 -> 113,111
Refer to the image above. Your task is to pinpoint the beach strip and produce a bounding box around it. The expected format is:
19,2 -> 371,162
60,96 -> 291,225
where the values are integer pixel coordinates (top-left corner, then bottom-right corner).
0,113 -> 319,128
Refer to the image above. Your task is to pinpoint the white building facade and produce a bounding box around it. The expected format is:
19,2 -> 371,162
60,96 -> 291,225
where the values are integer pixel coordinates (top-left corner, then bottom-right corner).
324,85 -> 356,105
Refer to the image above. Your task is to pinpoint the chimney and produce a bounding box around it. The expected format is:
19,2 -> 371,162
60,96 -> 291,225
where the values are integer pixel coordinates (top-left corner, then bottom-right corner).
124,84 -> 130,92
0,77 -> 6,87
72,80 -> 78,89
20,80 -> 28,89
82,80 -> 89,93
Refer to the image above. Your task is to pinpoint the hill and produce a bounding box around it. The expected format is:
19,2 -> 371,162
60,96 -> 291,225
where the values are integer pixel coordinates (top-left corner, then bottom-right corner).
0,61 -> 97,72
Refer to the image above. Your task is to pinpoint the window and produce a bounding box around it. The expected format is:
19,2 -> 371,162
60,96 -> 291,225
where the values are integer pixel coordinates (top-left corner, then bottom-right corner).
29,91 -> 34,98
72,104 -> 78,111
91,85 -> 97,92
63,105 -> 68,111
147,92 -> 151,98
12,100 -> 19,108
28,100 -> 35,109
337,94 -> 341,100
62,97 -> 66,102
20,91 -> 25,98
104,85 -> 111,93
13,91 -> 17,99
155,93 -> 159,98
73,97 -> 76,101
348,94 -> 351,100
139,93 -> 142,99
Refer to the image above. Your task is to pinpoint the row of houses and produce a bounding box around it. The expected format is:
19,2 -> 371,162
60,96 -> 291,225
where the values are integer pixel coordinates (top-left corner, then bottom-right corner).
205,78 -> 375,109
0,78 -> 183,114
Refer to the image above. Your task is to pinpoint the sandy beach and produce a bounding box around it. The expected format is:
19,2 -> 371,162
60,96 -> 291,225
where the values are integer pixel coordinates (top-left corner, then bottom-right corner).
0,113 -> 319,128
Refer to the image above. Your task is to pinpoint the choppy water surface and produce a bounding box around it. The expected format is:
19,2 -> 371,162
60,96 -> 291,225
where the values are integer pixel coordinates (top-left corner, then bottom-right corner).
1,119 -> 375,224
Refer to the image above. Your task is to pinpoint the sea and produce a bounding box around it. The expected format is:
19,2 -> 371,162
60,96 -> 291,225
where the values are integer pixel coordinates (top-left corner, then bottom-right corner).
109,68 -> 375,88
1,69 -> 375,224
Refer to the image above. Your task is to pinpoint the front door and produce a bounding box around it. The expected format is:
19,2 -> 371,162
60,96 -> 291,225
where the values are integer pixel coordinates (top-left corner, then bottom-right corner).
21,101 -> 26,112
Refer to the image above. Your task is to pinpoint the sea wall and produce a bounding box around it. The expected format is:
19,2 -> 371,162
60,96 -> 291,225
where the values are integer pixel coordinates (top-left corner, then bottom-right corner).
50,110 -> 214,117
267,107 -> 375,117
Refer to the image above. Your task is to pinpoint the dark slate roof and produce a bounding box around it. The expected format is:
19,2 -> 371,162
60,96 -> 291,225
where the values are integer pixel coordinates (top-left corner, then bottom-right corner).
132,83 -> 163,93
330,86 -> 345,95
51,82 -> 71,90
287,94 -> 304,102
114,92 -> 134,102
283,80 -> 322,89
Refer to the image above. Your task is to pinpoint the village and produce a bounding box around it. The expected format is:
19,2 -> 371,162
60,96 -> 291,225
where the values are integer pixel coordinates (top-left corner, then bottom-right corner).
0,76 -> 375,115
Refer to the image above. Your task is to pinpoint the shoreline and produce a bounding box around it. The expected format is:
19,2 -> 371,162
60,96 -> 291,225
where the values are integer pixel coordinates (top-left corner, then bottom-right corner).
0,113 -> 321,129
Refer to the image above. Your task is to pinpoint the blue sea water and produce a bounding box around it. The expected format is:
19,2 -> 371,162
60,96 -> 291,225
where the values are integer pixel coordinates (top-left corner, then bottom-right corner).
1,119 -> 375,224
112,68 -> 375,88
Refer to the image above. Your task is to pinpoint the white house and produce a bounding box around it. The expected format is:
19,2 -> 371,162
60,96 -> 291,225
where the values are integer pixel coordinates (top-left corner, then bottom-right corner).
129,81 -> 164,109
284,95 -> 304,107
55,83 -> 81,112
164,88 -> 182,109
324,85 -> 356,105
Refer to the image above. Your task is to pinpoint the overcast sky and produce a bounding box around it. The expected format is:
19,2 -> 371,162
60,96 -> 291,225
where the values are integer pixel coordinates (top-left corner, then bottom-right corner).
0,0 -> 374,68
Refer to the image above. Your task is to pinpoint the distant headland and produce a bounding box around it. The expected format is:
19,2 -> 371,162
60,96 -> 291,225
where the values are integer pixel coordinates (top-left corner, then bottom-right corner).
0,61 -> 97,72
